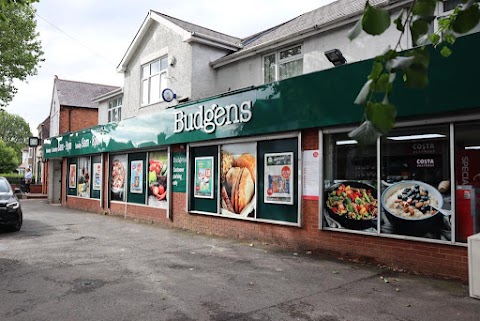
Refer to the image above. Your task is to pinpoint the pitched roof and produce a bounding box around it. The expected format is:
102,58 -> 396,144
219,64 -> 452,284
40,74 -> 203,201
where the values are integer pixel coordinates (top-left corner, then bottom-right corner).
55,78 -> 120,108
240,0 -> 390,49
151,11 -> 241,45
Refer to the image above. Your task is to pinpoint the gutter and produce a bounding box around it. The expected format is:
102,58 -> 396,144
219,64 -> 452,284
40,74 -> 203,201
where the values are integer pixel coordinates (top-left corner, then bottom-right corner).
184,31 -> 242,51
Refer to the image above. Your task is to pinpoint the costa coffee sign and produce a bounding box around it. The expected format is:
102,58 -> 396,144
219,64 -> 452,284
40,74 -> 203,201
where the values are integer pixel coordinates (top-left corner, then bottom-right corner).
174,101 -> 253,134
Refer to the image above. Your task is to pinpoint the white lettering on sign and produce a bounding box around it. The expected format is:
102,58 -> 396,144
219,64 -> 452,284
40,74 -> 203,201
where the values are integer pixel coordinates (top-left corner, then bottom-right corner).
462,155 -> 469,185
412,143 -> 435,154
174,101 -> 253,134
416,159 -> 435,167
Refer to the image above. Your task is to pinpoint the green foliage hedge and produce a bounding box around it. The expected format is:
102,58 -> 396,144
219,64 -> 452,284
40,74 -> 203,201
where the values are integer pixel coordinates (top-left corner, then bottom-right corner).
0,173 -> 35,185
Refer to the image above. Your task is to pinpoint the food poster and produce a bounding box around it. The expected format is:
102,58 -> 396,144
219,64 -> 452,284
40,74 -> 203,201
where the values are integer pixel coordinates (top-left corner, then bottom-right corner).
220,143 -> 256,217
264,152 -> 293,205
130,160 -> 144,194
322,133 -> 378,232
148,151 -> 168,208
111,154 -> 127,201
69,164 -> 77,189
92,163 -> 102,190
194,157 -> 214,199
379,130 -> 451,241
77,157 -> 91,197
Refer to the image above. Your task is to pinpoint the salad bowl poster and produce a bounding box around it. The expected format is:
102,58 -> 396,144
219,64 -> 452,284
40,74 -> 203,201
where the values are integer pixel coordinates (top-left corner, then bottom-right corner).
194,157 -> 214,199
130,160 -> 144,194
148,151 -> 168,208
264,152 -> 294,205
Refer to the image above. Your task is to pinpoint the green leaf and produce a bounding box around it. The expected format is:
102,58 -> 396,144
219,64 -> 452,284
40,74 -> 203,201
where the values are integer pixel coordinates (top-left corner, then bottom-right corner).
444,33 -> 456,45
354,79 -> 373,105
451,4 -> 480,34
369,61 -> 384,80
348,19 -> 363,41
440,46 -> 453,57
348,120 -> 383,145
394,9 -> 405,32
365,102 -> 397,134
410,17 -> 431,45
405,64 -> 429,88
412,0 -> 436,17
362,2 -> 391,35
373,73 -> 392,93
429,33 -> 441,45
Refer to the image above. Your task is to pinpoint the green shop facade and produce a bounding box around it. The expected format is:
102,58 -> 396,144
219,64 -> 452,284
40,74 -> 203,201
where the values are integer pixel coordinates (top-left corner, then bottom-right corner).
44,33 -> 480,280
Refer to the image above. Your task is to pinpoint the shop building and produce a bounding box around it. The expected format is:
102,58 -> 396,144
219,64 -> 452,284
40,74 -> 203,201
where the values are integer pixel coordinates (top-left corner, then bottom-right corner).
43,0 -> 480,280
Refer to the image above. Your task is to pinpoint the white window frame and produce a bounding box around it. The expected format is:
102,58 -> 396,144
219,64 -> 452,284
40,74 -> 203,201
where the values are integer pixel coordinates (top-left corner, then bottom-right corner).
108,97 -> 122,123
141,56 -> 168,106
263,44 -> 303,84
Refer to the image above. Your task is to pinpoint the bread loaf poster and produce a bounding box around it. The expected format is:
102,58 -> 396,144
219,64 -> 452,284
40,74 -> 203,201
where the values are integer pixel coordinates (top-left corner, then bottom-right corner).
264,152 -> 294,205
220,143 -> 256,217
194,156 -> 214,199
148,151 -> 168,208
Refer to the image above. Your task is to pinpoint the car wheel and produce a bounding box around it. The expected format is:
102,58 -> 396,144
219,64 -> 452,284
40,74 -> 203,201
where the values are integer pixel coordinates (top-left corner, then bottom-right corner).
9,212 -> 22,232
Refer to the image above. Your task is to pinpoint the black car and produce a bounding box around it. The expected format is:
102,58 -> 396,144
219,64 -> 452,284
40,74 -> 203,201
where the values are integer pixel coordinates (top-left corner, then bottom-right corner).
0,177 -> 23,231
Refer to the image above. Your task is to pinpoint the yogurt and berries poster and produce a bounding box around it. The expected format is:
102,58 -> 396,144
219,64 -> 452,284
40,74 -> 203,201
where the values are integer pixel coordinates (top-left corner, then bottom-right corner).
194,157 -> 214,199
264,152 -> 294,205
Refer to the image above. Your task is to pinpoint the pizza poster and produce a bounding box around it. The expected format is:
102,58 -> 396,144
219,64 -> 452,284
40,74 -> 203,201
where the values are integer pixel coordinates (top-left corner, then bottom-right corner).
264,152 -> 294,205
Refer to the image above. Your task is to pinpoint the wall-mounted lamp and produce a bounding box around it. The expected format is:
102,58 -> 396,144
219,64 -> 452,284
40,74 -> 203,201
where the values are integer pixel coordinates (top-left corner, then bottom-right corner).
324,49 -> 347,66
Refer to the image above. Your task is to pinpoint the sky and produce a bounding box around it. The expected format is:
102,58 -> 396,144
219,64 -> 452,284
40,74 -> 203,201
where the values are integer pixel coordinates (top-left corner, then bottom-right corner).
7,0 -> 335,134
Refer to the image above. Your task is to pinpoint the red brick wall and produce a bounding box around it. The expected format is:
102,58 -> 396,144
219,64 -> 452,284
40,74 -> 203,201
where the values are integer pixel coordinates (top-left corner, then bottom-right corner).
65,197 -> 103,213
59,106 -> 98,134
61,131 -> 470,281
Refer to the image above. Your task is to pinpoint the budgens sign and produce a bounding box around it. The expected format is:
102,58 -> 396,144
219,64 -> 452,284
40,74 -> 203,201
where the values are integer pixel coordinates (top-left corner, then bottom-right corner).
174,101 -> 253,134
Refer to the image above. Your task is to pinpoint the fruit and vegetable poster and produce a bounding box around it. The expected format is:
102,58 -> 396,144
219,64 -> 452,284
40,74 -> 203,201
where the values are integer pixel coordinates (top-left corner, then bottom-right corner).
111,155 -> 127,201
69,164 -> 77,189
130,160 -> 143,194
220,143 -> 256,217
264,152 -> 294,205
148,151 -> 168,208
92,162 -> 102,190
194,157 -> 214,199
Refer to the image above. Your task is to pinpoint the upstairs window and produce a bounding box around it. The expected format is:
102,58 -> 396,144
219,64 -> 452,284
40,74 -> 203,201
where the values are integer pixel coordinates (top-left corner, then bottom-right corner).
108,97 -> 122,123
142,57 -> 168,106
263,45 -> 303,83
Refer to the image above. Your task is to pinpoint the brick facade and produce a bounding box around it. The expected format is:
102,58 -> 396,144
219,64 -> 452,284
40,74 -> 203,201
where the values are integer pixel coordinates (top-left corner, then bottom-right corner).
62,129 -> 469,281
59,107 -> 98,134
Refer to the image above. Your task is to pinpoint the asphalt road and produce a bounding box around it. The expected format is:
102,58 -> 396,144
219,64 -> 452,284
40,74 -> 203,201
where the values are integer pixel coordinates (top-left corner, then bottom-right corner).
1,199 -> 479,321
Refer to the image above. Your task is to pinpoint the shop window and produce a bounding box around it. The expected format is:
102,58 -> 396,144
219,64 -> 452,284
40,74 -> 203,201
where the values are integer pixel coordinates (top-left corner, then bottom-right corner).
454,122 -> 480,243
127,153 -> 147,204
108,97 -> 122,123
189,136 -> 300,225
91,155 -> 102,199
67,158 -> 78,196
380,126 -> 451,241
263,45 -> 303,83
322,133 -> 378,232
141,56 -> 168,106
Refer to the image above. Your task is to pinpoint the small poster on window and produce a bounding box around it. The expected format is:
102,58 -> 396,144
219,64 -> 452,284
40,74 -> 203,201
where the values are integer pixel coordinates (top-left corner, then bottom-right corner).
194,157 -> 214,199
264,152 -> 294,205
130,160 -> 144,194
92,163 -> 102,190
69,164 -> 77,189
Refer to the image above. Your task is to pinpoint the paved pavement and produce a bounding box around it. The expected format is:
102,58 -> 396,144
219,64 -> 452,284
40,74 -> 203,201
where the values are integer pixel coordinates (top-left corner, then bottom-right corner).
1,199 -> 479,321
